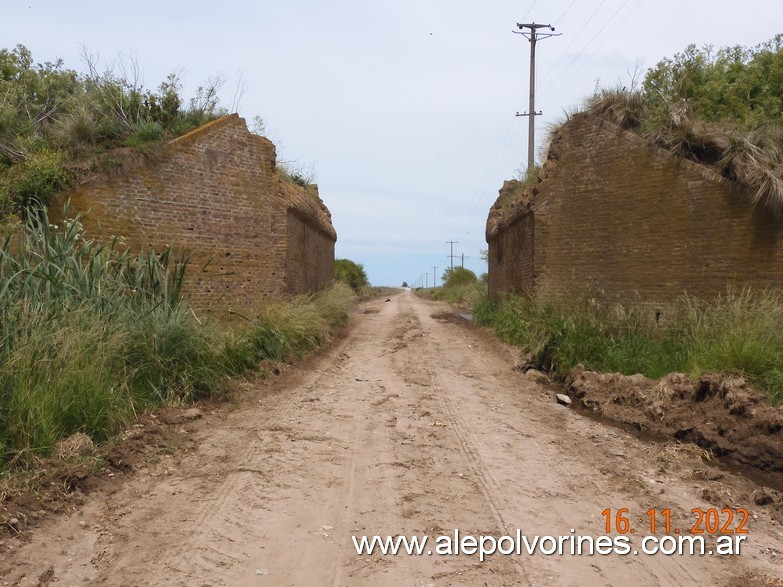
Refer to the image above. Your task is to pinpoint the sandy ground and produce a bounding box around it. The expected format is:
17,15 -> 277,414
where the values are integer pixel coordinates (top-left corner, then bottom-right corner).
2,289 -> 783,586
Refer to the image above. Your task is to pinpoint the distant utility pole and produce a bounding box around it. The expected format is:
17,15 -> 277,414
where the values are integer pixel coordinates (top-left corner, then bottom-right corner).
445,241 -> 459,269
461,254 -> 469,268
514,22 -> 560,173
432,266 -> 438,287
425,273 -> 429,288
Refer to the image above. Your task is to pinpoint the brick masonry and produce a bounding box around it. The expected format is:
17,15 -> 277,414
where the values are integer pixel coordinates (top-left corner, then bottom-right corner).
54,114 -> 336,313
487,113 -> 783,313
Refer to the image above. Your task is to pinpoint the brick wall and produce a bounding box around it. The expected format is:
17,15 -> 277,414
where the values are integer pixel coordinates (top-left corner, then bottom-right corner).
286,208 -> 336,293
56,114 -> 336,313
487,113 -> 783,312
487,181 -> 535,304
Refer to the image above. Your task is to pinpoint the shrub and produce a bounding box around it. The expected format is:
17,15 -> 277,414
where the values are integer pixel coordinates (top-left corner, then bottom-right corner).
334,258 -> 369,292
0,44 -> 232,221
442,266 -> 478,288
6,149 -> 72,213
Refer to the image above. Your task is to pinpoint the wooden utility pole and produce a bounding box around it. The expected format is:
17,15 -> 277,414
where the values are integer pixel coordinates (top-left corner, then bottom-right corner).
445,241 -> 459,270
514,23 -> 560,173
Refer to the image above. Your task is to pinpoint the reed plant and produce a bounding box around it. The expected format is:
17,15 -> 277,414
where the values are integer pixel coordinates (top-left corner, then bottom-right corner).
0,209 -> 353,468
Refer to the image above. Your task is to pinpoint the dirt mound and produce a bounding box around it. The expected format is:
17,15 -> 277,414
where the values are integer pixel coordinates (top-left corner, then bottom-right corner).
0,409 -> 197,537
567,368 -> 783,479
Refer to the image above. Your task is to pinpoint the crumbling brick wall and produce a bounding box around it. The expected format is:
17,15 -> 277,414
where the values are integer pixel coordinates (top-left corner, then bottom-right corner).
57,114 -> 336,313
486,181 -> 535,304
487,113 -> 783,311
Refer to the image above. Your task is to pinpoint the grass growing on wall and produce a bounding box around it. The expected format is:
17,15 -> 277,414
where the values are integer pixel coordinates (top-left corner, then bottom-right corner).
0,45 -> 229,217
0,209 -> 353,469
472,289 -> 783,403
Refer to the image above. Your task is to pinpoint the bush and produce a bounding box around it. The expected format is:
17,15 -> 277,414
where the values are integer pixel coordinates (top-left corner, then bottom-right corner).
442,266 -> 478,288
334,258 -> 369,292
5,149 -> 72,213
0,44 -> 231,220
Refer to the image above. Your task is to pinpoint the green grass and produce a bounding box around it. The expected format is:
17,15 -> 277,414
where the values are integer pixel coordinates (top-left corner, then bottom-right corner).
239,283 -> 352,362
0,208 -> 353,469
470,288 -> 783,403
422,280 -> 487,308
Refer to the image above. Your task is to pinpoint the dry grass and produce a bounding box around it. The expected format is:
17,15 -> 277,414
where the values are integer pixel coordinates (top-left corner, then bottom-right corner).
584,88 -> 645,129
582,89 -> 783,217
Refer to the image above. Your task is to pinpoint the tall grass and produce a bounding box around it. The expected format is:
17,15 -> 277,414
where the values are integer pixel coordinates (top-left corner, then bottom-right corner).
426,280 -> 487,308
0,209 -> 353,468
240,283 -> 352,362
473,289 -> 783,402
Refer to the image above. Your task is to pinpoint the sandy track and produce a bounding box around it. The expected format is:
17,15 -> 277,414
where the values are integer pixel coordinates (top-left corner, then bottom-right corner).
2,290 -> 782,586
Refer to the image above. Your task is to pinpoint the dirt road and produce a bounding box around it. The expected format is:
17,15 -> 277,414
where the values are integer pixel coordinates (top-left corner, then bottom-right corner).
3,290 -> 782,586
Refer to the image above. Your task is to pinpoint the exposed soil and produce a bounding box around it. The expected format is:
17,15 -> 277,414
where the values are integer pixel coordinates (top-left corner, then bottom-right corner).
1,290 -> 782,585
567,369 -> 783,480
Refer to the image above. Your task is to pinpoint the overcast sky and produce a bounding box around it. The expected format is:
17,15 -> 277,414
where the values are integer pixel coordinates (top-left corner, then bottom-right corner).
3,1 -> 781,286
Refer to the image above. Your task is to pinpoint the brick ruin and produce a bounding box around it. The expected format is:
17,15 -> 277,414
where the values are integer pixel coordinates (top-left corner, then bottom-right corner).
56,114 -> 336,313
486,113 -> 783,313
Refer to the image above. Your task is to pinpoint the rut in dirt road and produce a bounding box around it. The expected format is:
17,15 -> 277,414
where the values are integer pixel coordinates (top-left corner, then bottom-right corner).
2,290 -> 783,586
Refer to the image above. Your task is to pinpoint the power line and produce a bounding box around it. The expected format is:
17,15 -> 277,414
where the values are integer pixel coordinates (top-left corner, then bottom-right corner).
553,0 -> 577,26
537,0 -> 609,88
519,0 -> 538,24
539,0 -> 634,97
461,115 -> 526,234
580,0 -> 643,69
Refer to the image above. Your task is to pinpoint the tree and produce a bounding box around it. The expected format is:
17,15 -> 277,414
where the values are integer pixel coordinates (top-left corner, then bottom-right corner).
334,259 -> 369,292
441,266 -> 477,288
401,281 -> 409,288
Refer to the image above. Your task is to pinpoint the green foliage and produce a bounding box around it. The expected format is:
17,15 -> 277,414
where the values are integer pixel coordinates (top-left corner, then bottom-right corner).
476,289 -> 783,402
2,148 -> 73,213
427,279 -> 487,308
442,266 -> 478,288
334,258 -> 369,292
0,44 -> 229,216
0,207 -> 353,468
240,283 -> 352,363
643,37 -> 783,127
123,120 -> 164,151
584,36 -> 783,215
